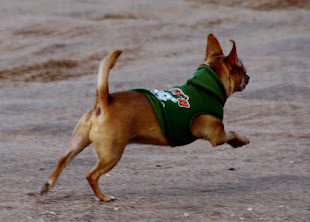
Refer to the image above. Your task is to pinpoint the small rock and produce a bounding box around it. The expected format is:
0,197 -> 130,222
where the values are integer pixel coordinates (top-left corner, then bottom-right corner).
247,207 -> 253,212
156,164 -> 162,167
46,211 -> 57,216
184,213 -> 189,217
228,167 -> 235,171
114,207 -> 119,211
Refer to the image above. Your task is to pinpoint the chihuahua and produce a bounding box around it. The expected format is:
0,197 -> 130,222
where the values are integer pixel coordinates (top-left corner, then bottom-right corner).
41,34 -> 250,201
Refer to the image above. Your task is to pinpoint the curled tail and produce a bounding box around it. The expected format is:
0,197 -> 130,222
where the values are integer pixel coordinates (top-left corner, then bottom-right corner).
97,50 -> 122,107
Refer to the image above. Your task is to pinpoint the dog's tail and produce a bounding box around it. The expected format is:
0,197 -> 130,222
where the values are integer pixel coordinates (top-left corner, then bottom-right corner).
96,50 -> 122,107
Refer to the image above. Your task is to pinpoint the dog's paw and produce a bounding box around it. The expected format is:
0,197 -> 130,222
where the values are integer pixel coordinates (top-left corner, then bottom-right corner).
40,181 -> 51,195
96,195 -> 116,202
227,131 -> 249,148
228,137 -> 248,148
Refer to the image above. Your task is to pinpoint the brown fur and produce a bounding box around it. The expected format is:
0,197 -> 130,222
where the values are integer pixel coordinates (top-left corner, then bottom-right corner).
41,34 -> 250,201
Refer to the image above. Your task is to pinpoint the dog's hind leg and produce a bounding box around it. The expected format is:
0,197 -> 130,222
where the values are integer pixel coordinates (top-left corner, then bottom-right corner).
41,112 -> 92,195
86,135 -> 127,201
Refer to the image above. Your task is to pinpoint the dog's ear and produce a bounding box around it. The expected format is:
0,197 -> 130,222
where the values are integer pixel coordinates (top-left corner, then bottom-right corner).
225,40 -> 242,67
205,34 -> 224,61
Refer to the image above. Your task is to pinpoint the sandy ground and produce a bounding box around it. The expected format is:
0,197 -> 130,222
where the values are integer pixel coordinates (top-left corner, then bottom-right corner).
0,0 -> 309,221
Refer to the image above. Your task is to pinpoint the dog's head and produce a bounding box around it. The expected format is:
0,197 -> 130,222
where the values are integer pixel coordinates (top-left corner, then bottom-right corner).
204,34 -> 250,97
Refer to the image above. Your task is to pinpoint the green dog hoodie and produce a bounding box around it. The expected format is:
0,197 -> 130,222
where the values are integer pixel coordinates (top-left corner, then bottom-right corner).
134,66 -> 227,147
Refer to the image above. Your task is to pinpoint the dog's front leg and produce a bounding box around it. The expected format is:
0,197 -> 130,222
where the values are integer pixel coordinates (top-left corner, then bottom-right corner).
191,114 -> 249,148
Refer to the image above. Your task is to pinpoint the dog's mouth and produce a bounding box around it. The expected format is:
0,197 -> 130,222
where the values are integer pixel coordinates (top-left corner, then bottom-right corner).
239,74 -> 250,91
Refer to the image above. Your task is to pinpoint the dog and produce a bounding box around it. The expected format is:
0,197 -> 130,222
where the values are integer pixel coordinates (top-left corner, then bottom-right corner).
41,34 -> 250,201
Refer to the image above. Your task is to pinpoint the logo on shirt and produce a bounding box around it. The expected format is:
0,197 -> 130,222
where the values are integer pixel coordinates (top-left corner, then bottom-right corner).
170,88 -> 190,108
150,88 -> 190,108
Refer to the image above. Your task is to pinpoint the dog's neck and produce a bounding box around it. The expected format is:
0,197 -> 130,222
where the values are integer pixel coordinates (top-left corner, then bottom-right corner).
200,63 -> 232,98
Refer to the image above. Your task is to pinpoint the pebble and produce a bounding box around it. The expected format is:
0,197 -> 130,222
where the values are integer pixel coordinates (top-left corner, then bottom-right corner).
247,207 -> 253,212
46,211 -> 57,216
184,213 -> 189,217
114,207 -> 119,211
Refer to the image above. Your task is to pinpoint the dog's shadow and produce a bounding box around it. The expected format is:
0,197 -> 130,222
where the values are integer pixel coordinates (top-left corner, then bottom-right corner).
29,174 -> 305,203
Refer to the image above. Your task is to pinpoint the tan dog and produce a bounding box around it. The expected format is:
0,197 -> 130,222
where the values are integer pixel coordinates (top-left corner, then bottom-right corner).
41,34 -> 250,201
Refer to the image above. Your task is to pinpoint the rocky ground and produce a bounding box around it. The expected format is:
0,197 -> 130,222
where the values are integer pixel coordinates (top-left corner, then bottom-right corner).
0,0 -> 309,221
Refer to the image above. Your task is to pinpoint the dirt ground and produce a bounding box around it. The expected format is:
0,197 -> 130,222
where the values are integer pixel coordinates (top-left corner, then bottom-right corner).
0,0 -> 309,221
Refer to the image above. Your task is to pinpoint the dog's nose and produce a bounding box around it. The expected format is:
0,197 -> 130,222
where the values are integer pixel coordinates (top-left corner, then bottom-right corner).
244,75 -> 250,86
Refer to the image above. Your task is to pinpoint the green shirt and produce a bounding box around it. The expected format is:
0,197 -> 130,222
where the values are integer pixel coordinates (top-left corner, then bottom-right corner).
134,66 -> 227,147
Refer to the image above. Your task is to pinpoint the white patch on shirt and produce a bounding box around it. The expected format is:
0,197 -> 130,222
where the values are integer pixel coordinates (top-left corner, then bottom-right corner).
150,89 -> 178,107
